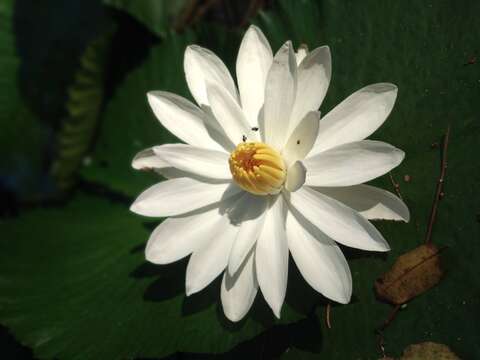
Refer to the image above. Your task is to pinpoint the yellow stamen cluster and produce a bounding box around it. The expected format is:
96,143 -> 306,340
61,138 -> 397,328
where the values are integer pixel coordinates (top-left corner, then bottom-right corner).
229,142 -> 286,195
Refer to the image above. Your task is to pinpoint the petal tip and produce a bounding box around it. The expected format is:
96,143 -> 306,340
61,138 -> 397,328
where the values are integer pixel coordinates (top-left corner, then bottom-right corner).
185,283 -> 195,297
333,291 -> 351,305
378,242 -> 391,252
395,148 -> 406,164
146,91 -> 161,106
185,44 -> 197,53
273,307 -> 282,319
224,310 -> 244,323
146,91 -> 155,102
227,261 -> 239,278
129,200 -> 153,217
268,300 -> 284,319
246,24 -> 261,34
146,91 -> 162,112
129,201 -> 141,214
144,252 -> 153,263
375,82 -> 398,92
313,44 -> 331,57
144,249 -> 158,264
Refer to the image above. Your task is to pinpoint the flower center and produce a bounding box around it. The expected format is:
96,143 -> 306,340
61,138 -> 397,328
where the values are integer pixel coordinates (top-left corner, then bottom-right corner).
229,142 -> 286,195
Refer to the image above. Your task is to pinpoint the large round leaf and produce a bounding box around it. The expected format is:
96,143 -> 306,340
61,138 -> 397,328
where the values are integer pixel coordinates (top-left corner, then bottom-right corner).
0,0 -> 49,200
103,0 -> 187,38
80,31 -> 196,196
1,193 -> 313,358
256,0 -> 480,358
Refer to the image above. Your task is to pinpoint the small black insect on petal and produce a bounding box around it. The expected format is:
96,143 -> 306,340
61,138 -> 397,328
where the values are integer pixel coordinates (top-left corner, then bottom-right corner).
296,140 -> 301,145
251,127 -> 259,131
242,135 -> 247,142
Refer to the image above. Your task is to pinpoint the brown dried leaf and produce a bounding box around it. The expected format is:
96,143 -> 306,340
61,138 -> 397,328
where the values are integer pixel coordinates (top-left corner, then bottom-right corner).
375,244 -> 444,304
399,342 -> 460,360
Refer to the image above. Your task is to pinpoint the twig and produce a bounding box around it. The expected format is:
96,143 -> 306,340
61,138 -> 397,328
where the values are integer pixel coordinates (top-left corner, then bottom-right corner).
325,303 -> 332,329
374,126 -> 451,353
389,172 -> 402,199
376,304 -> 401,333
425,125 -> 451,244
377,331 -> 387,359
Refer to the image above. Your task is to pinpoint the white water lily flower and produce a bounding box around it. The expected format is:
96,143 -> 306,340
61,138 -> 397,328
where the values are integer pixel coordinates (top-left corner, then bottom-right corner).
130,25 -> 409,322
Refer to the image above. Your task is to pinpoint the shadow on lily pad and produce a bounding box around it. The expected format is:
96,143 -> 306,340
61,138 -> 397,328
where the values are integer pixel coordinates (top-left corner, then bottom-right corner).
131,259 -> 187,301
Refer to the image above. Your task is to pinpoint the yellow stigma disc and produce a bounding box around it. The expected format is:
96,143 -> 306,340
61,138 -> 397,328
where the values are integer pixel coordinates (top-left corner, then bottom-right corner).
229,142 -> 286,195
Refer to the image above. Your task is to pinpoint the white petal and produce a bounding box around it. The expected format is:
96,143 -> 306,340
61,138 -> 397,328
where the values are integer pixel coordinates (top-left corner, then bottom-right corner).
201,106 -> 236,151
289,46 -> 331,134
132,147 -> 169,170
314,185 -> 410,222
294,45 -> 308,65
311,83 -> 398,154
130,178 -> 241,217
207,82 -> 255,145
153,167 -> 225,183
286,211 -> 352,303
257,105 -> 266,142
236,25 -> 273,127
285,161 -> 306,192
255,196 -> 289,318
305,140 -> 405,187
221,250 -> 258,322
263,41 -> 297,150
185,215 -> 239,295
147,91 -> 224,151
288,187 -> 390,251
146,205 -> 227,264
228,194 -> 268,275
132,146 -> 231,182
153,144 -> 230,180
282,111 -> 320,165
184,45 -> 239,107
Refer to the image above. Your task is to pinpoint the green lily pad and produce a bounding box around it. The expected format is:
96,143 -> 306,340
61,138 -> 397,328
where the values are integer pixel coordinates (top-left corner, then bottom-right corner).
0,192 -> 297,358
79,24 -> 249,197
0,0 -> 49,200
80,31 -> 197,196
50,28 -> 114,192
103,0 -> 187,38
256,0 -> 480,358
